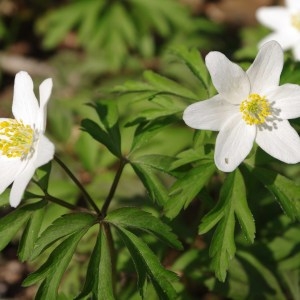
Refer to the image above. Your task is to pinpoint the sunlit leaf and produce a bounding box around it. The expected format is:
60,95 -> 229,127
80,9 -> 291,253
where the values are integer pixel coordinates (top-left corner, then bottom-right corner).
170,46 -> 210,97
199,170 -> 254,281
165,161 -> 215,219
106,207 -> 182,249
143,70 -> 198,101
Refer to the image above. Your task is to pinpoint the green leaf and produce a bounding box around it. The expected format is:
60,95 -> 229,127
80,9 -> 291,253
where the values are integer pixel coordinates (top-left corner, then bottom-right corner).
0,201 -> 46,251
131,161 -> 169,206
82,100 -> 121,158
143,70 -> 198,100
18,205 -> 47,261
0,189 -> 10,207
207,174 -> 236,282
23,228 -> 90,300
129,116 -> 177,154
237,250 -> 286,300
35,162 -> 52,191
81,119 -> 121,158
115,226 -> 178,300
76,224 -> 114,300
75,131 -> 100,172
199,170 -> 254,281
165,162 -> 215,219
131,154 -> 176,174
170,46 -> 210,97
249,166 -> 300,221
30,212 -> 96,260
91,100 -> 119,132
106,207 -> 182,250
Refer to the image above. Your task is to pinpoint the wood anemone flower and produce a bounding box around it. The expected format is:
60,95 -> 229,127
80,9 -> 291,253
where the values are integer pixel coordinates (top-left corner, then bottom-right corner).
0,71 -> 55,207
183,41 -> 300,172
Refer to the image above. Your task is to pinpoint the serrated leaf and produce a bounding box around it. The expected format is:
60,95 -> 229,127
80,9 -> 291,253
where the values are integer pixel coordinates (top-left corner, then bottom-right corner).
76,224 -> 114,300
249,167 -> 300,221
0,201 -> 46,251
199,170 -> 255,281
170,46 -> 210,97
31,212 -> 96,260
143,70 -> 198,101
208,173 -> 236,282
106,207 -> 182,250
131,162 -> 169,206
115,226 -> 178,300
165,162 -> 215,219
18,205 -> 46,261
23,228 -> 90,300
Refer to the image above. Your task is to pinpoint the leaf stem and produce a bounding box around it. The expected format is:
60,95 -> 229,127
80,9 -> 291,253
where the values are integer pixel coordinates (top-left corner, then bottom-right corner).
54,155 -> 102,216
45,194 -> 81,211
101,158 -> 127,216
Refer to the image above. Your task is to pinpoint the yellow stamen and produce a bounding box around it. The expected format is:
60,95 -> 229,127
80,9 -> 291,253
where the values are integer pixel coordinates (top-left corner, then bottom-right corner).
0,119 -> 34,158
240,93 -> 271,125
291,13 -> 300,30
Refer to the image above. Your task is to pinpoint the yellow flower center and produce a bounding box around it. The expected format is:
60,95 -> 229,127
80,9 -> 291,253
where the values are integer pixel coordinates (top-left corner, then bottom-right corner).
291,13 -> 300,30
0,119 -> 34,158
240,93 -> 271,125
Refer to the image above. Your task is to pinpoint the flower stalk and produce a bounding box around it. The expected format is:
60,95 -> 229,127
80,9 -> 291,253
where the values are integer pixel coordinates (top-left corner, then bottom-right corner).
54,155 -> 102,216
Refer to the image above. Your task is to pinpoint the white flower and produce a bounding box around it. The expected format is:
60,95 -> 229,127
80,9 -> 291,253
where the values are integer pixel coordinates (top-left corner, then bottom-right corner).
256,0 -> 300,60
0,71 -> 55,207
183,41 -> 300,172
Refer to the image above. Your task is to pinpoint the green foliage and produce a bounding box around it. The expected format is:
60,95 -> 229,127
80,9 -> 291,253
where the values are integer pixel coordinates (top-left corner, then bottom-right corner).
106,207 -> 182,250
1,2 -> 300,299
82,101 -> 122,158
75,224 -> 114,300
199,170 -> 255,281
249,166 -> 300,221
36,0 -> 215,72
115,226 -> 178,300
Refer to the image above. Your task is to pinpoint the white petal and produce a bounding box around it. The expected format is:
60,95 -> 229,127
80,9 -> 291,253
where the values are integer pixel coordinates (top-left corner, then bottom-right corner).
292,43 -> 300,61
286,0 -> 300,10
256,120 -> 300,163
214,115 -> 256,172
0,156 -> 27,194
183,95 -> 238,131
38,78 -> 53,132
258,32 -> 299,51
205,52 -> 250,104
12,71 -> 39,127
256,7 -> 291,31
267,84 -> 300,119
247,41 -> 283,94
9,165 -> 35,207
33,134 -> 55,169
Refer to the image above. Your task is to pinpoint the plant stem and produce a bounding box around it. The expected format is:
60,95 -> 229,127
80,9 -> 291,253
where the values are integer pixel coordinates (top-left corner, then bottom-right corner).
54,155 -> 102,216
45,194 -> 81,211
101,158 -> 127,216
